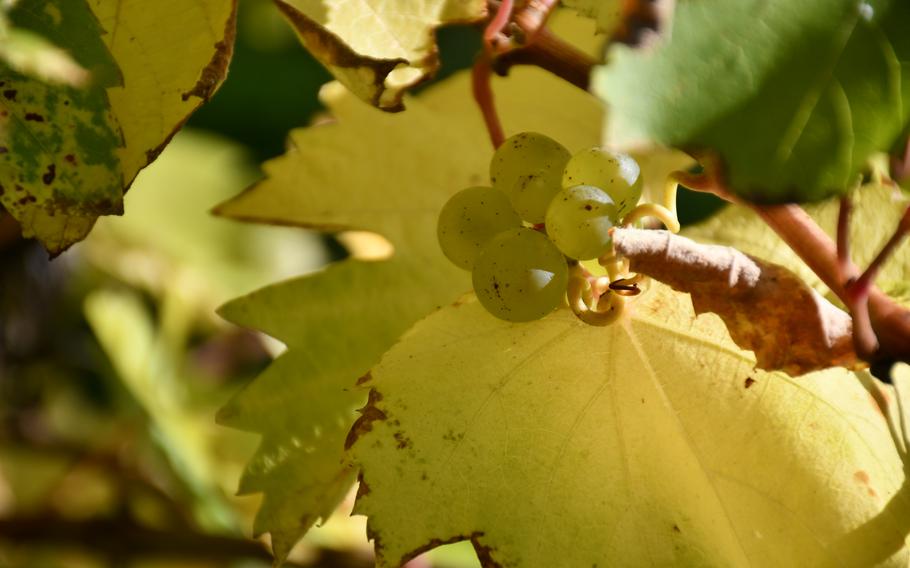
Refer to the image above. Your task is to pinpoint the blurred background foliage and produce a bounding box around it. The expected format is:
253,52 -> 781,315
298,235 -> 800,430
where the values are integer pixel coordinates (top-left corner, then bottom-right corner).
0,1 -> 721,566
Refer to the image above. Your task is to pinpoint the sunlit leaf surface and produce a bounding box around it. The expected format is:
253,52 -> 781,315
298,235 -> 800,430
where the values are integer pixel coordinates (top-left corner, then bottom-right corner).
215,18 -> 604,556
274,0 -> 485,110
352,286 -> 909,567
0,0 -> 237,254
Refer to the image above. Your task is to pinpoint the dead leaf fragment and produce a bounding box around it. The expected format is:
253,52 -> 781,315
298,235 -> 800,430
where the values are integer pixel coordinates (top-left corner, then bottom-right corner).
614,228 -> 860,375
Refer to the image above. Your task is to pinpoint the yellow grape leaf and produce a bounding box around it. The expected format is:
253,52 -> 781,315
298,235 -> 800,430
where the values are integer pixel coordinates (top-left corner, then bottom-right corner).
274,0 -> 486,111
351,285 -> 909,567
0,0 -> 236,255
214,34 -> 604,558
684,183 -> 910,304
88,0 -> 237,181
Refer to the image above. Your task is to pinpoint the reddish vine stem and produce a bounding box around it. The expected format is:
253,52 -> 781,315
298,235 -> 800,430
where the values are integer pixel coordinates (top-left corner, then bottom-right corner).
511,0 -> 560,43
491,27 -> 594,90
472,57 -> 505,148
472,0 -> 516,149
474,0 -> 910,365
484,0 -> 514,45
852,205 -> 910,300
720,192 -> 910,365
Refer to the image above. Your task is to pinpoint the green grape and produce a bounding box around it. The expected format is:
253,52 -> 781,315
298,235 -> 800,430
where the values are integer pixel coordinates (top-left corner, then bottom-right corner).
490,132 -> 571,223
562,148 -> 642,219
545,185 -> 619,261
472,228 -> 568,322
437,187 -> 522,270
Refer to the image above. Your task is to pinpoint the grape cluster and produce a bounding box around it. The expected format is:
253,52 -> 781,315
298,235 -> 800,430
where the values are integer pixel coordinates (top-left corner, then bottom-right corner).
437,132 -> 644,323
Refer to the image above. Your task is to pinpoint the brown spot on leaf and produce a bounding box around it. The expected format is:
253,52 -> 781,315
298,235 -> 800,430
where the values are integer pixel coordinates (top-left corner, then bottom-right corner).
442,429 -> 464,442
345,388 -> 387,450
0,146 -> 8,154
181,36 -> 235,101
64,154 -> 76,165
356,371 -> 372,386
24,113 -> 44,122
744,377 -> 756,389
2,89 -> 16,101
854,470 -> 870,484
672,524 -> 681,533
42,165 -> 56,185
394,431 -> 412,450
128,2 -> 237,178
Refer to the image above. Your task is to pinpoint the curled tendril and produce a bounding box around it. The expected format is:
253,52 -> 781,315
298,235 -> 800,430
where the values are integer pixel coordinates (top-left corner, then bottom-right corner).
567,168 -> 696,326
622,170 -> 692,233
567,264 -> 625,326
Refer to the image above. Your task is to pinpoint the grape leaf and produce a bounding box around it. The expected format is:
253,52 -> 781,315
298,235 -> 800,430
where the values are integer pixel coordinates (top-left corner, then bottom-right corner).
0,0 -> 123,255
594,0 -> 910,203
214,57 -> 604,558
0,0 -> 237,255
350,285 -> 908,567
88,0 -> 237,180
683,183 -> 910,304
273,0 -> 486,111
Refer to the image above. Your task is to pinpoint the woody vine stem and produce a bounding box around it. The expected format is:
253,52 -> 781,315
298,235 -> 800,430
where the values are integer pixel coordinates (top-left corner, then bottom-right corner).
472,0 -> 910,375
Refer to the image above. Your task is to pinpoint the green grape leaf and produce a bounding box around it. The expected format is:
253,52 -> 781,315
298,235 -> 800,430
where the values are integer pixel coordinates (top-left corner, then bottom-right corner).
214,48 -> 604,559
594,0 -> 910,203
0,0 -> 123,255
273,0 -> 486,111
683,182 -> 910,304
0,0 -> 237,255
351,285 -> 909,567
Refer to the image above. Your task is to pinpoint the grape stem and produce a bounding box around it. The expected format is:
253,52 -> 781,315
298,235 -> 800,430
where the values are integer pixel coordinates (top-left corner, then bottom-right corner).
473,0 -> 595,150
471,57 -> 505,148
471,0 -> 515,149
484,0 -> 515,47
473,2 -> 910,366
491,26 -> 594,91
690,164 -> 910,368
